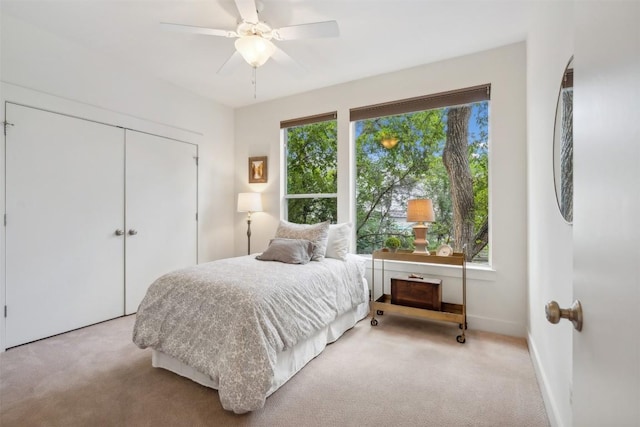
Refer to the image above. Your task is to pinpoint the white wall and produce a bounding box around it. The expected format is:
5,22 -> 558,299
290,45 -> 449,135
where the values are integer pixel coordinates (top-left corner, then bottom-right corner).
0,13 -> 236,351
525,3 -> 574,427
235,43 -> 528,337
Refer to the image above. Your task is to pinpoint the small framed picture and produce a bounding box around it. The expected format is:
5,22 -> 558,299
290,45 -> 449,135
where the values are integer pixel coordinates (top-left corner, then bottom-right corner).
249,156 -> 268,183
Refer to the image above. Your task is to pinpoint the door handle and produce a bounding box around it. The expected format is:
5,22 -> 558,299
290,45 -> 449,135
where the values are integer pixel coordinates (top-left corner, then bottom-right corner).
128,229 -> 138,236
115,229 -> 124,236
545,300 -> 583,331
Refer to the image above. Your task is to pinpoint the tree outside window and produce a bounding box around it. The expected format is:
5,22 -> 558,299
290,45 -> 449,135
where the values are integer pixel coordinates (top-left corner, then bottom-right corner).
282,86 -> 490,264
283,114 -> 337,223
354,100 -> 489,263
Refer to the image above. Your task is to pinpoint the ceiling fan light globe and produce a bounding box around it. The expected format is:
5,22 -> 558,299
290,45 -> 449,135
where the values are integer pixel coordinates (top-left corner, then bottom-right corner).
235,35 -> 276,67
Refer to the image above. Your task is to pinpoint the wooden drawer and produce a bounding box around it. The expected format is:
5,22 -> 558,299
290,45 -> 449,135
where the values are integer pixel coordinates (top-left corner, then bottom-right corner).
391,277 -> 442,311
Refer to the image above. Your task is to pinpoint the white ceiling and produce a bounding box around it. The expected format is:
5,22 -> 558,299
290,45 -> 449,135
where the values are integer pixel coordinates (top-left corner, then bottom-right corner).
1,0 -> 532,108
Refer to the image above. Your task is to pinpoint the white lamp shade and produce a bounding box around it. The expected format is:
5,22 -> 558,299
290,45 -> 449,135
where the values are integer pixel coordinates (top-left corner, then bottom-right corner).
234,35 -> 276,68
406,199 -> 435,223
237,192 -> 263,213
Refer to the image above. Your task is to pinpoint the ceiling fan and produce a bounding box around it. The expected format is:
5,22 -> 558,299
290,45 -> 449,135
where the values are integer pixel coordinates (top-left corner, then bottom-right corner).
161,0 -> 340,75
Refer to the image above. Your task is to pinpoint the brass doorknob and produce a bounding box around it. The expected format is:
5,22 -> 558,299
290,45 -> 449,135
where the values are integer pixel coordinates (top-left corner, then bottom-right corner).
545,300 -> 583,331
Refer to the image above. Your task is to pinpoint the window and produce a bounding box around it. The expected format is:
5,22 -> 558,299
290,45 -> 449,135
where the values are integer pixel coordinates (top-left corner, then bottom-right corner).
282,112 -> 338,224
351,85 -> 490,263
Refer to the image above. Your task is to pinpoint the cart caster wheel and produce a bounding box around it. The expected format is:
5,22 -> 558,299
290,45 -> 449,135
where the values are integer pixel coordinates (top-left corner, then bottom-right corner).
456,335 -> 466,344
376,310 -> 384,316
371,318 -> 379,326
459,322 -> 468,329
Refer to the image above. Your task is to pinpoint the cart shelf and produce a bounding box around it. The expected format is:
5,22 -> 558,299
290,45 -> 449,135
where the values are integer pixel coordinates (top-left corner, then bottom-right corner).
370,249 -> 468,343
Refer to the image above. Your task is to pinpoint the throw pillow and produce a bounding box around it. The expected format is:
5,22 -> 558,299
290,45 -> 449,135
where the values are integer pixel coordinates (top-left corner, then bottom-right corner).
256,238 -> 316,264
325,222 -> 352,261
275,220 -> 330,261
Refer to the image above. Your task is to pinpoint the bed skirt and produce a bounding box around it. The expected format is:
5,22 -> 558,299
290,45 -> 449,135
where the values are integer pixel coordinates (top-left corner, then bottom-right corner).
151,279 -> 370,400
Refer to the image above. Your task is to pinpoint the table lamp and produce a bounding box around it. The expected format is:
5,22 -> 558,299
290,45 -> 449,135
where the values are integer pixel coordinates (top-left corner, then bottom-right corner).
406,199 -> 435,254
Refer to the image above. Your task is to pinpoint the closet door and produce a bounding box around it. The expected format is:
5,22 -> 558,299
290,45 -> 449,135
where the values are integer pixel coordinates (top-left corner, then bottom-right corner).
124,130 -> 197,314
5,104 -> 125,348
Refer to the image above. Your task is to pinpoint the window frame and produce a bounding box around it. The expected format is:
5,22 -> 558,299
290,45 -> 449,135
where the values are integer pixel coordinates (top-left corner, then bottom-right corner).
281,111 -> 338,222
349,84 -> 491,262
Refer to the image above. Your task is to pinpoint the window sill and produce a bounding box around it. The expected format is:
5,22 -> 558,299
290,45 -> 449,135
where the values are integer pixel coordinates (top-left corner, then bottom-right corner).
359,254 -> 497,282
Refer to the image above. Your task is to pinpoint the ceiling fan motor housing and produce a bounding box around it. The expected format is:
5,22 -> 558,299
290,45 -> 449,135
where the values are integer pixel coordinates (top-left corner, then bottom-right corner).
237,21 -> 273,40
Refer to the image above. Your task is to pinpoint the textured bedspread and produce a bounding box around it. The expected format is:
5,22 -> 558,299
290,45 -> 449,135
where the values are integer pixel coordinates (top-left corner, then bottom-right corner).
132,254 -> 366,413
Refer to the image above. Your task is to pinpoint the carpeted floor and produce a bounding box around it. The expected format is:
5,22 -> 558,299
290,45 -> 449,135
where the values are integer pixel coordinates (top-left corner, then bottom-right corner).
0,314 -> 549,427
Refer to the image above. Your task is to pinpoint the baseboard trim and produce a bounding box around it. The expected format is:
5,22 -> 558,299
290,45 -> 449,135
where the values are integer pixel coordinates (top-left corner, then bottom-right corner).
527,332 -> 565,427
467,314 -> 525,337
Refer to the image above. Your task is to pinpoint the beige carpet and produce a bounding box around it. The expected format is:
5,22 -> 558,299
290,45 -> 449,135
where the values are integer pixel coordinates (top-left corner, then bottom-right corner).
0,314 -> 549,427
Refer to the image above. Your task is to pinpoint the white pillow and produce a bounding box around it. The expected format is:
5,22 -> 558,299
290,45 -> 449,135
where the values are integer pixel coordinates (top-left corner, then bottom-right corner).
275,220 -> 330,261
325,222 -> 352,261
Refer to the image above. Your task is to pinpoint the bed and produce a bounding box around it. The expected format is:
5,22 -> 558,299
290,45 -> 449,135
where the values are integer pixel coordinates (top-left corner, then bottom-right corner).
133,222 -> 367,413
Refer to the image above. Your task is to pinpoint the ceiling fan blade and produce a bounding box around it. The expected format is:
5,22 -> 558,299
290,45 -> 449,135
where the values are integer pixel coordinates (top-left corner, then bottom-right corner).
234,0 -> 259,24
270,46 -> 306,77
217,51 -> 245,75
161,22 -> 236,38
274,21 -> 339,40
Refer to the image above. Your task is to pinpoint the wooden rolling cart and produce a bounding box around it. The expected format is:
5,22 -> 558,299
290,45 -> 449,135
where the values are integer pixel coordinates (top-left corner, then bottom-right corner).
370,249 -> 468,343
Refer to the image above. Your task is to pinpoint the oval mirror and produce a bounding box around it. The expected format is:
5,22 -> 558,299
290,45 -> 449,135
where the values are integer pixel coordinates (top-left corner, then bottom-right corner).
553,57 -> 573,223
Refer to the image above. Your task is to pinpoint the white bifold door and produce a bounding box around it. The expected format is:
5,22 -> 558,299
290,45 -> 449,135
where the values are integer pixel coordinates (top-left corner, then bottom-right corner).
5,104 -> 197,348
124,130 -> 197,315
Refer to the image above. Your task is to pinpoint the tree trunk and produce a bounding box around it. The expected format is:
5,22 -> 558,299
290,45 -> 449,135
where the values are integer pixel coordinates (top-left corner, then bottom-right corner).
471,218 -> 489,258
443,106 -> 476,260
560,89 -> 573,222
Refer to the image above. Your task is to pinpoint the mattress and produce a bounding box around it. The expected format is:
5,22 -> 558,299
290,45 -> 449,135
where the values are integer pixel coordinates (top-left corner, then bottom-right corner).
134,254 -> 368,412
151,278 -> 369,400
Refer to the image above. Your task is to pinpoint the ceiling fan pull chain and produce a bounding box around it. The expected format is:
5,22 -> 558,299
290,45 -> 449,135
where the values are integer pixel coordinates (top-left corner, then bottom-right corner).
252,66 -> 257,99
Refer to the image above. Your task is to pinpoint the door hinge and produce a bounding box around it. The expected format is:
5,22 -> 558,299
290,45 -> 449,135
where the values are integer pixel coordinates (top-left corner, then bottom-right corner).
4,306 -> 7,318
3,121 -> 14,136
194,156 -> 199,165
195,212 -> 198,221
3,214 -> 6,226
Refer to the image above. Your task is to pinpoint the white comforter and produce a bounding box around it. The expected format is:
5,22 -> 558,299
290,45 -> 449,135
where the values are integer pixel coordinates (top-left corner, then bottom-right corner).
132,254 -> 366,413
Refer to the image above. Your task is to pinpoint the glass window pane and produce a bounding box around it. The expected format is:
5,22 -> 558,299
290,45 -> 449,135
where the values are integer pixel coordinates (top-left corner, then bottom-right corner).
286,121 -> 337,195
354,100 -> 489,264
287,198 -> 337,225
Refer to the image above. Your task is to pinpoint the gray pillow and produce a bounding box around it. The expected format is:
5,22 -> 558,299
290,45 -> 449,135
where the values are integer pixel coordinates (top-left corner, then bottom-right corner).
275,220 -> 330,261
256,238 -> 316,264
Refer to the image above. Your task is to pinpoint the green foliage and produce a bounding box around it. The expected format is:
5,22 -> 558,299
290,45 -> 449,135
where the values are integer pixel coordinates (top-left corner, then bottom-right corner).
286,121 -> 337,194
287,198 -> 337,225
384,236 -> 401,249
286,121 -> 338,224
468,102 -> 489,231
355,102 -> 489,261
283,102 -> 489,263
355,110 -> 446,253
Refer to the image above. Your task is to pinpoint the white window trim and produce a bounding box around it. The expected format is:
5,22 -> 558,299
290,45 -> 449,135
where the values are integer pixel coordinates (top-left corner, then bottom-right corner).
364,255 -> 497,282
280,116 -> 339,222
349,89 -> 492,267
284,193 -> 338,199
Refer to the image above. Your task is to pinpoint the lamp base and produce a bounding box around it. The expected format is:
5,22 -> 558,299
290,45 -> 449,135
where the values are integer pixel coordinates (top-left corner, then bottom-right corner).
246,218 -> 252,255
412,223 -> 430,255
